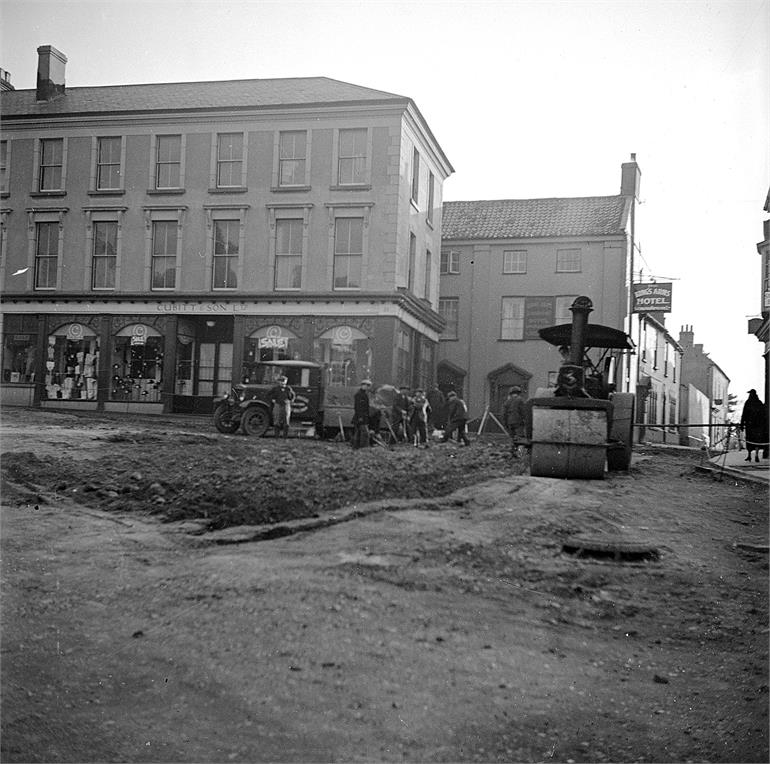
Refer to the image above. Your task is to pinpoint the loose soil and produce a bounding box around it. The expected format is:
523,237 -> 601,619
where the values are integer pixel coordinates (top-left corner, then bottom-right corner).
1,406 -> 768,763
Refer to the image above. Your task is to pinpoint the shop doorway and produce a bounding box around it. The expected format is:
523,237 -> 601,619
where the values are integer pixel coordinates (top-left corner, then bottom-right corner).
173,317 -> 233,414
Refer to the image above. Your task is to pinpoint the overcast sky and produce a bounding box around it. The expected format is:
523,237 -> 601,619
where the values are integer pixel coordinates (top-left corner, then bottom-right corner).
2,0 -> 768,404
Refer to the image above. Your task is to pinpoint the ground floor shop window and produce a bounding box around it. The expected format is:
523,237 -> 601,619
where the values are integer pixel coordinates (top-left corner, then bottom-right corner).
2,334 -> 37,383
242,325 -> 300,381
314,326 -> 371,387
110,325 -> 163,403
44,324 -> 99,400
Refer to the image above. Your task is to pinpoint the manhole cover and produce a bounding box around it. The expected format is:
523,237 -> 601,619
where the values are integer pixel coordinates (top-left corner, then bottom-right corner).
562,535 -> 659,562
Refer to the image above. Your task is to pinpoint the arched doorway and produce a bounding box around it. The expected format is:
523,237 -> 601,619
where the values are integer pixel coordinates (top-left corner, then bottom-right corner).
488,363 -> 532,415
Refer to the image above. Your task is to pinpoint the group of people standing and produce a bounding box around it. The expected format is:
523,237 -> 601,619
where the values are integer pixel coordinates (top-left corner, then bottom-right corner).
352,381 -> 474,449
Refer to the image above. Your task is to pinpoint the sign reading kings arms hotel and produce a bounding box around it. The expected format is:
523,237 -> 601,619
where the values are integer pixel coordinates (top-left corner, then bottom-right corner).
632,282 -> 673,313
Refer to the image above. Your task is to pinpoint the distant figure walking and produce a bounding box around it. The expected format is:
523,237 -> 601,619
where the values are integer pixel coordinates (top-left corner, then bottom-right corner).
740,389 -> 767,462
502,386 -> 526,457
269,375 -> 295,438
352,379 -> 373,449
442,390 -> 470,446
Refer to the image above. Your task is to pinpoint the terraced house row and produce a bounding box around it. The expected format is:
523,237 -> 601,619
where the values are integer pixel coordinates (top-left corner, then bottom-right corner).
0,46 -> 453,413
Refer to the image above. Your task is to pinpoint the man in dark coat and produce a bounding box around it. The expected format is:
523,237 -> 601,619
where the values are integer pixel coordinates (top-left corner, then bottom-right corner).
427,385 -> 446,430
352,379 -> 372,449
442,390 -> 470,446
740,389 -> 767,462
502,385 -> 526,456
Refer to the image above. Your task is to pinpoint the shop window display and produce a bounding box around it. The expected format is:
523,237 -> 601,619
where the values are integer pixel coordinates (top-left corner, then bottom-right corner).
2,334 -> 37,383
314,326 -> 372,387
110,326 -> 164,403
241,326 -> 300,381
44,325 -> 99,400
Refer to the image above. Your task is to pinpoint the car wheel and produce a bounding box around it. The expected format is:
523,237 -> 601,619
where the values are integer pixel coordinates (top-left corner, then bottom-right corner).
242,405 -> 270,437
213,403 -> 240,434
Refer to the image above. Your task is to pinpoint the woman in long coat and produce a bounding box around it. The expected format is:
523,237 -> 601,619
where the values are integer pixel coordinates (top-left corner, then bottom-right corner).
740,389 -> 767,462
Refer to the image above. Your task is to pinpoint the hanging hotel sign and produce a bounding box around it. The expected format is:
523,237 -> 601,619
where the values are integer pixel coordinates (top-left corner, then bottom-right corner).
632,282 -> 673,313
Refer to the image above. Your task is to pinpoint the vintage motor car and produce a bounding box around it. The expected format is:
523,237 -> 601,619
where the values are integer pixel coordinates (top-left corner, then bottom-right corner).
213,360 -> 325,437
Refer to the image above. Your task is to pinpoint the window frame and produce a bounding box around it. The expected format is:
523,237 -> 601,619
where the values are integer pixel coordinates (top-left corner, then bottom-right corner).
326,203 -> 372,291
212,218 -> 240,290
500,296 -> 526,340
94,136 -> 124,191
37,137 -> 66,193
503,249 -> 527,274
34,220 -> 60,290
153,134 -> 185,191
333,216 -> 364,290
556,248 -> 582,273
278,130 -> 308,188
150,220 -> 179,290
424,248 -> 432,301
426,170 -> 435,224
438,297 -> 459,340
407,232 -> 417,292
91,220 -> 118,290
274,217 -> 304,291
554,295 -> 578,324
336,128 -> 368,187
410,147 -> 420,205
0,139 -> 9,195
214,132 -> 245,189
440,249 -> 460,275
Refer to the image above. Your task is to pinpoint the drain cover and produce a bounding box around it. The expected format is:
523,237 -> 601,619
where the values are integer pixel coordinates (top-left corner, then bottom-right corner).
562,535 -> 659,562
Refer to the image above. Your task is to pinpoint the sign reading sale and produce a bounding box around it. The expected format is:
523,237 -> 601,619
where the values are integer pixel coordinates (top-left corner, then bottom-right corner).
632,282 -> 673,313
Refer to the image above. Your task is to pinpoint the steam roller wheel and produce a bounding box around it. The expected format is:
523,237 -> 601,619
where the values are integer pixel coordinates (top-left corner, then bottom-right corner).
607,392 -> 635,471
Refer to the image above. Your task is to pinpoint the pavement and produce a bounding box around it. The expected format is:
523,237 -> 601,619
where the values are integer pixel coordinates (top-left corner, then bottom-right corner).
705,448 -> 770,485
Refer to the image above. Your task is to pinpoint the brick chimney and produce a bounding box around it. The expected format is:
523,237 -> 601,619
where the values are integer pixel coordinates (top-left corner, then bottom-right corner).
621,152 -> 641,200
36,45 -> 67,102
678,325 -> 694,349
0,68 -> 13,92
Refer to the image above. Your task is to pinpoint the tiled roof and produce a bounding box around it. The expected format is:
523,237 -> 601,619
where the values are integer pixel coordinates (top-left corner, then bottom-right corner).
442,196 -> 629,240
0,77 -> 407,118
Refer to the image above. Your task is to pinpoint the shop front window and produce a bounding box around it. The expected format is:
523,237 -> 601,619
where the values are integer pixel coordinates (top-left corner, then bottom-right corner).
43,324 -> 99,400
110,325 -> 163,403
314,326 -> 372,387
242,325 -> 300,381
2,334 -> 37,383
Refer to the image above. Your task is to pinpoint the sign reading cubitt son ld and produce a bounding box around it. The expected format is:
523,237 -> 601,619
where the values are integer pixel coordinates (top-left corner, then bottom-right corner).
632,282 -> 673,313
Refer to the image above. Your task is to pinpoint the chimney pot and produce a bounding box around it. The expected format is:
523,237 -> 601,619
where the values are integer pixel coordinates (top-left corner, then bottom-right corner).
36,45 -> 67,102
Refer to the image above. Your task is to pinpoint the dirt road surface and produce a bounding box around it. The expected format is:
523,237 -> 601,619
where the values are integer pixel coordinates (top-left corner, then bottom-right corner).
1,407 -> 768,763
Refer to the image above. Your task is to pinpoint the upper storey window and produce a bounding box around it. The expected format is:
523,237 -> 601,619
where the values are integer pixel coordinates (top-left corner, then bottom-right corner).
39,138 -> 64,191
279,131 -> 307,187
156,135 -> 182,189
217,133 -> 243,188
410,147 -> 420,205
426,171 -> 435,224
35,222 -> 59,289
333,217 -> 363,290
338,129 -> 367,185
0,140 -> 8,195
556,248 -> 581,273
97,137 -> 122,190
440,249 -> 460,274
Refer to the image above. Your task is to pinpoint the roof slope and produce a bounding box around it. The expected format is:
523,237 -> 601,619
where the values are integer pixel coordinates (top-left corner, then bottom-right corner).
0,76 -> 408,117
442,196 -> 629,240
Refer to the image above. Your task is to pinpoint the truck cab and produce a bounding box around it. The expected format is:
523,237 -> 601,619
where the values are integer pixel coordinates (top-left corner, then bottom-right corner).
213,360 -> 324,437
